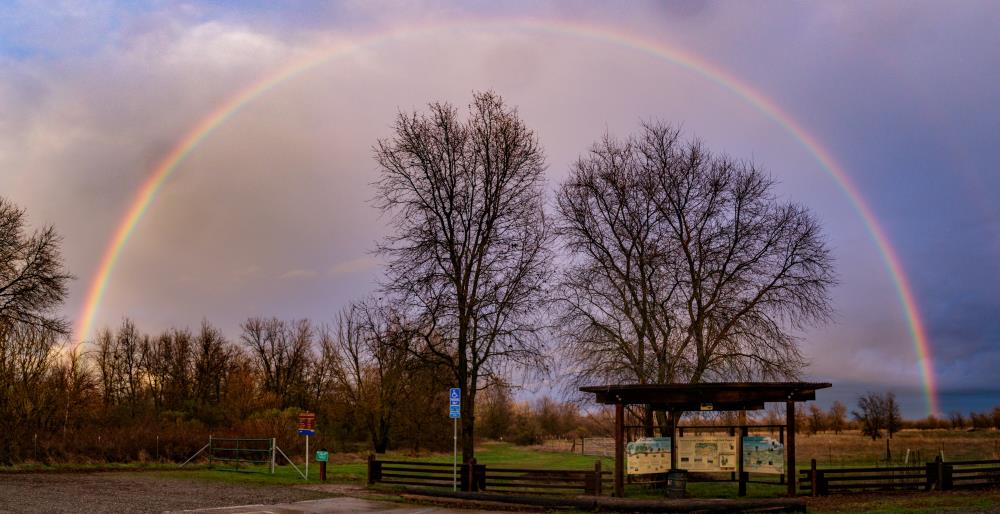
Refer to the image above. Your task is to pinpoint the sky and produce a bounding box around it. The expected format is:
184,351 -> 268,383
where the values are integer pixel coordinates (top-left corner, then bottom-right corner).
1,1 -> 998,418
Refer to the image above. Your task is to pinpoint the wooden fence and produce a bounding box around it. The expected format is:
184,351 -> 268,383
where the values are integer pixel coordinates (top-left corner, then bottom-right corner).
367,456 -> 613,495
800,457 -> 1000,495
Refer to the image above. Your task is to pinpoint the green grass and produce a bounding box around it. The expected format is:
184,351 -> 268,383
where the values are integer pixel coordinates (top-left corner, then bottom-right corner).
807,488 -> 1000,513
381,441 -> 614,470
146,442 -> 790,500
0,461 -> 197,473
153,463 -> 334,486
18,438 -> 997,510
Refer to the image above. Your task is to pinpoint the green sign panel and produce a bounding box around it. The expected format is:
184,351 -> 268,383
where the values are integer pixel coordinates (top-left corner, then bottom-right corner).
315,450 -> 329,462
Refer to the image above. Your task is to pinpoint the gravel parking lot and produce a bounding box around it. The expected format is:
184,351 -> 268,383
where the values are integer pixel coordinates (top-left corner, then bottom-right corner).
0,472 -> 331,513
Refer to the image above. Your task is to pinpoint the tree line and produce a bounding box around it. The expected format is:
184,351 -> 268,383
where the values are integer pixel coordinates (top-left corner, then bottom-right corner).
2,90 -> 843,464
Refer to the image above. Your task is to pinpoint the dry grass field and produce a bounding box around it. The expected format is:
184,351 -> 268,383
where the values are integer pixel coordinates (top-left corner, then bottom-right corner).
796,429 -> 1000,467
552,429 -> 1000,468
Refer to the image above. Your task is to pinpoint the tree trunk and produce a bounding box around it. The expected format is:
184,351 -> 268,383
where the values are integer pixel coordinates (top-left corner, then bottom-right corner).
656,411 -> 670,437
462,382 -> 476,463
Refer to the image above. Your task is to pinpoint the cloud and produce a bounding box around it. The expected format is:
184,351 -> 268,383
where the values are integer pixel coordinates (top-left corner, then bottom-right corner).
329,256 -> 379,275
279,269 -> 320,280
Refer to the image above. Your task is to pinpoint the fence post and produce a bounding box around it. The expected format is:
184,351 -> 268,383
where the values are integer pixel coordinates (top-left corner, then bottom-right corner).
810,459 -> 817,497
934,455 -> 944,491
595,460 -> 603,496
367,454 -> 381,485
476,461 -> 486,491
460,459 -> 471,492
942,462 -> 953,491
464,458 -> 480,492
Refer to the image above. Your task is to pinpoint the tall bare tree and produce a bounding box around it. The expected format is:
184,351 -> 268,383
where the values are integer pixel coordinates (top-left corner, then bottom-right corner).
0,323 -> 62,462
0,198 -> 74,461
373,91 -> 553,461
325,299 -> 416,453
557,124 -> 835,395
853,392 -> 887,441
240,317 -> 313,408
828,400 -> 848,434
193,320 -> 235,408
0,198 -> 72,335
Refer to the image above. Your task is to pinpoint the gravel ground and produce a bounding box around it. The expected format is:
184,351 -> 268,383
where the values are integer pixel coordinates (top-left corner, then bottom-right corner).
805,486 -> 1000,513
0,472 -> 331,514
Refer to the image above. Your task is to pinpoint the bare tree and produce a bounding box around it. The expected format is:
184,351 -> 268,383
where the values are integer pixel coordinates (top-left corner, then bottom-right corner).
828,400 -> 848,434
0,198 -> 73,462
193,320 -> 235,407
240,317 -> 313,408
884,392 -> 902,437
325,299 -> 416,453
373,91 -> 553,462
949,411 -> 966,430
853,392 -> 887,441
478,383 -> 514,441
0,198 -> 73,335
0,323 -> 62,462
556,124 -> 835,392
807,404 -> 826,435
95,327 -> 119,407
142,328 -> 194,413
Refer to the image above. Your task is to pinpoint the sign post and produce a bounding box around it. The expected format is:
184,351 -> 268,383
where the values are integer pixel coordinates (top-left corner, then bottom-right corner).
315,449 -> 329,481
449,387 -> 461,492
297,412 -> 316,481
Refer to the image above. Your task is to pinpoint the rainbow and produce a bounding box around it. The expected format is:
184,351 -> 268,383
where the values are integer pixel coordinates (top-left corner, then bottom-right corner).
72,19 -> 939,415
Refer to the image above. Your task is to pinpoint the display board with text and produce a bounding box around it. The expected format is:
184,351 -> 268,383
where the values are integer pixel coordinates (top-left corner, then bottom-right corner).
742,436 -> 784,474
626,434 -> 739,474
626,437 -> 671,474
677,434 -> 738,472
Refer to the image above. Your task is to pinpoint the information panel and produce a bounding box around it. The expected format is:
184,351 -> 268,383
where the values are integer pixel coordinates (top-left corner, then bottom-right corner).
627,433 -> 784,475
742,436 -> 784,474
677,434 -> 738,472
627,434 -> 739,474
626,437 -> 671,475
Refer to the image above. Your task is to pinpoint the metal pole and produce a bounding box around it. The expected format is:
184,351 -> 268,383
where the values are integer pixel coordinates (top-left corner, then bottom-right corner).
453,417 -> 458,491
305,434 -> 309,481
271,438 -> 276,474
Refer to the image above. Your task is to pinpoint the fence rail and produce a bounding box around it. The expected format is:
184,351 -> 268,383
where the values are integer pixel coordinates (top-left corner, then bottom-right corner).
800,457 -> 1000,495
368,456 -> 612,495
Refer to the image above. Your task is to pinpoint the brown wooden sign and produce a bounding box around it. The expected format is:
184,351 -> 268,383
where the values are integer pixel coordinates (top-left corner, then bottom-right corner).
298,412 -> 316,431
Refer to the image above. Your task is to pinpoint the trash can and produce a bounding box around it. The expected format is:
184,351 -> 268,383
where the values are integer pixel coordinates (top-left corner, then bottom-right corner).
666,469 -> 688,498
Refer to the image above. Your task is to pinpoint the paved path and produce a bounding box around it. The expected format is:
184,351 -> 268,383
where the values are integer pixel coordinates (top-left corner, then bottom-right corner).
171,496 -> 513,514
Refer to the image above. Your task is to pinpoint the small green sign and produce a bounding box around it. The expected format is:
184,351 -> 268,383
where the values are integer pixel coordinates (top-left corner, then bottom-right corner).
315,450 -> 329,462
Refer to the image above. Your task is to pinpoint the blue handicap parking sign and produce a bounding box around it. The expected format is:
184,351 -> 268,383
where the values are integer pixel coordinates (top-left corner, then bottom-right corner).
449,388 -> 461,418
